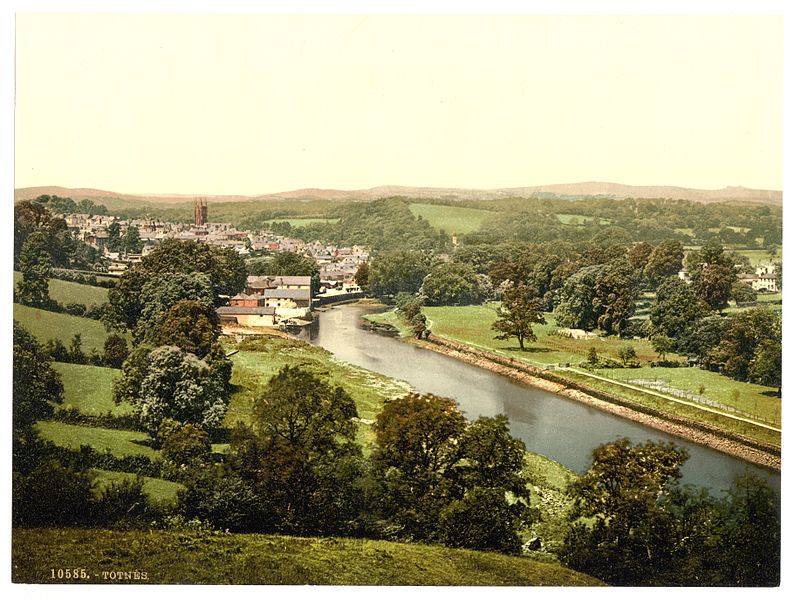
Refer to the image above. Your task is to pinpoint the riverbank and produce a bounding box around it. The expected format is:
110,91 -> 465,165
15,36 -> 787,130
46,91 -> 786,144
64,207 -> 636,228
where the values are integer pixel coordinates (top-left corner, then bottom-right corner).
364,309 -> 780,471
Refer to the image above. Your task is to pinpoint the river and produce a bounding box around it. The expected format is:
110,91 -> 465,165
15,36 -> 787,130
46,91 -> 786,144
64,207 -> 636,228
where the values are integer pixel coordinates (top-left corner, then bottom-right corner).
300,304 -> 780,495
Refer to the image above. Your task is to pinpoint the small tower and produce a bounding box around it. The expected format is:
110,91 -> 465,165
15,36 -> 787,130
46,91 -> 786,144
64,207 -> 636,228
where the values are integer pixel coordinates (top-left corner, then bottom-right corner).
194,198 -> 208,226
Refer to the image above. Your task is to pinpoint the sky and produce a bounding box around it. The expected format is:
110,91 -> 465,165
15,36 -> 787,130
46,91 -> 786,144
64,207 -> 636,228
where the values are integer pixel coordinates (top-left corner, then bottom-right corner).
13,11 -> 784,195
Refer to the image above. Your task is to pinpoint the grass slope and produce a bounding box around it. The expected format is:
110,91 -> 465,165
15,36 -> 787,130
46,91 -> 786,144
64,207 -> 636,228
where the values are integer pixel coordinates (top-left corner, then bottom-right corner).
91,470 -> 184,504
35,422 -> 157,459
13,272 -> 109,307
52,362 -> 133,416
226,335 -> 410,448
408,202 -> 495,234
13,303 -> 110,352
12,528 -> 603,585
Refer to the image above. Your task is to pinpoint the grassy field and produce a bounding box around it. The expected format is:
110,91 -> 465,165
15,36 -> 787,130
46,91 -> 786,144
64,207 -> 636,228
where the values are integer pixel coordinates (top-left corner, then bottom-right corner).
35,422 -> 157,459
13,272 -> 109,307
91,469 -> 184,504
596,366 -> 780,426
265,217 -> 340,227
52,362 -> 133,416
408,202 -> 495,234
734,248 -> 781,267
226,335 -> 410,448
12,528 -> 603,585
13,303 -> 111,352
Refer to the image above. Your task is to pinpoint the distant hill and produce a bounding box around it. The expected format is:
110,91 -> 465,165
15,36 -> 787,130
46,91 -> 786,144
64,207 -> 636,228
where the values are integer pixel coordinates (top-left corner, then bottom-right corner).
14,182 -> 782,206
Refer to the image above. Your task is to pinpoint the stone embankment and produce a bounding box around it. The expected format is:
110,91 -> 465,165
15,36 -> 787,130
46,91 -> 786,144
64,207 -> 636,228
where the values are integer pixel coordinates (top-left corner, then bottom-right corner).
421,336 -> 781,471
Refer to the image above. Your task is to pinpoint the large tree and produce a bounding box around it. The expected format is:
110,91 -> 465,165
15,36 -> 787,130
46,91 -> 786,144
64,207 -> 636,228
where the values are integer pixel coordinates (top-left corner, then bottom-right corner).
687,241 -> 737,310
560,438 -> 689,585
648,276 -> 711,341
367,250 -> 433,297
421,261 -> 481,306
135,271 -> 215,340
114,345 -> 229,434
231,366 -> 364,534
644,240 -> 684,285
152,300 -> 222,359
372,394 -> 530,551
16,231 -> 53,308
492,283 -> 546,350
13,322 -> 63,441
555,260 -> 638,335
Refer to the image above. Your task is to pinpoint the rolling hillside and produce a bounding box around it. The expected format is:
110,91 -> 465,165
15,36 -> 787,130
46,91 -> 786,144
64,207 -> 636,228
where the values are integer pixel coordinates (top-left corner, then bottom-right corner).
15,181 -> 782,207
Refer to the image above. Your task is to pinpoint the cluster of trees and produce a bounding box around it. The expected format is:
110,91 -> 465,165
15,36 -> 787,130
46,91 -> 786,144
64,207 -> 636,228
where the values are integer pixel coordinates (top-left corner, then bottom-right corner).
14,202 -> 106,309
283,198 -> 451,254
14,200 -> 104,272
106,221 -> 143,255
29,194 -> 110,216
104,239 -> 245,436
561,438 -> 780,586
178,369 -> 532,554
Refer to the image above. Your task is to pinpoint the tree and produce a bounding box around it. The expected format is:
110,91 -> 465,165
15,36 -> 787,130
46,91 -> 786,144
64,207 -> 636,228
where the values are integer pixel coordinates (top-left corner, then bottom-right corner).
152,300 -> 221,359
372,396 -> 530,550
68,333 -> 85,364
158,419 -> 212,466
239,366 -> 364,534
617,345 -> 637,366
122,225 -> 143,254
720,474 -> 780,586
106,221 -> 122,252
16,231 -> 52,307
13,322 -> 63,441
651,334 -> 675,361
266,251 -> 321,294
644,240 -> 684,285
648,276 -> 710,342
367,250 -> 433,297
492,283 -> 545,350
354,262 -> 370,289
118,346 -> 229,434
687,241 -> 737,310
102,334 -> 129,368
420,262 -> 481,306
410,313 -> 428,339
731,281 -> 757,305
135,271 -> 215,341
560,438 -> 689,585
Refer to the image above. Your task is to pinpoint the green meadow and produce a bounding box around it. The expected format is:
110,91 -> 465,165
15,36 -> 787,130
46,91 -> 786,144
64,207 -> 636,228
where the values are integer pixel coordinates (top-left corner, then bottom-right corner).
408,202 -> 496,234
13,271 -> 109,307
52,362 -> 132,416
35,422 -> 158,459
13,303 -> 112,352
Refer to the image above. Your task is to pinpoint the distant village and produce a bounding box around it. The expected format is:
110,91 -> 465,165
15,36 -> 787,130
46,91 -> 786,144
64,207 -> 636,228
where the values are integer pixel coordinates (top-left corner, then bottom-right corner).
61,198 -> 369,331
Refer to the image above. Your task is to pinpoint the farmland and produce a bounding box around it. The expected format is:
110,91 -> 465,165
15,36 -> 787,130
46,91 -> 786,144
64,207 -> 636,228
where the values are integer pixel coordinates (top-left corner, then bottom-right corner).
13,303 -> 112,352
35,422 -> 159,459
408,202 -> 496,234
13,271 -> 109,306
52,362 -> 131,416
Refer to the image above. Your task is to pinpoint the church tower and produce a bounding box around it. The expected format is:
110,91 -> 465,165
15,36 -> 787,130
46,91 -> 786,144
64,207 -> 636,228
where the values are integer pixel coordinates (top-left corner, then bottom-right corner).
194,198 -> 208,226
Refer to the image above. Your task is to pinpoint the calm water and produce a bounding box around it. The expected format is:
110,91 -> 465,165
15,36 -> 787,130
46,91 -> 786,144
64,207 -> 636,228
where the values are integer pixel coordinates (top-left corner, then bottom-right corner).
302,304 -> 780,495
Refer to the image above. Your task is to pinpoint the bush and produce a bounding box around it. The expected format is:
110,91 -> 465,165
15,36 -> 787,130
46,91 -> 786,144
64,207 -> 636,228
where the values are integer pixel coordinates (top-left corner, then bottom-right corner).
13,460 -> 95,526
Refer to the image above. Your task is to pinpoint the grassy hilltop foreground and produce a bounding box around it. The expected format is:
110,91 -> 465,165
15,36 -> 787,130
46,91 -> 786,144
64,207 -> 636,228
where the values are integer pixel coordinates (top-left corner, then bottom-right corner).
12,528 -> 603,585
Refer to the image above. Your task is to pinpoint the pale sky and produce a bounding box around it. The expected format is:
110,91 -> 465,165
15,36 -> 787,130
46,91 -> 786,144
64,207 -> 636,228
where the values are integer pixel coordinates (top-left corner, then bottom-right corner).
14,13 -> 783,195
